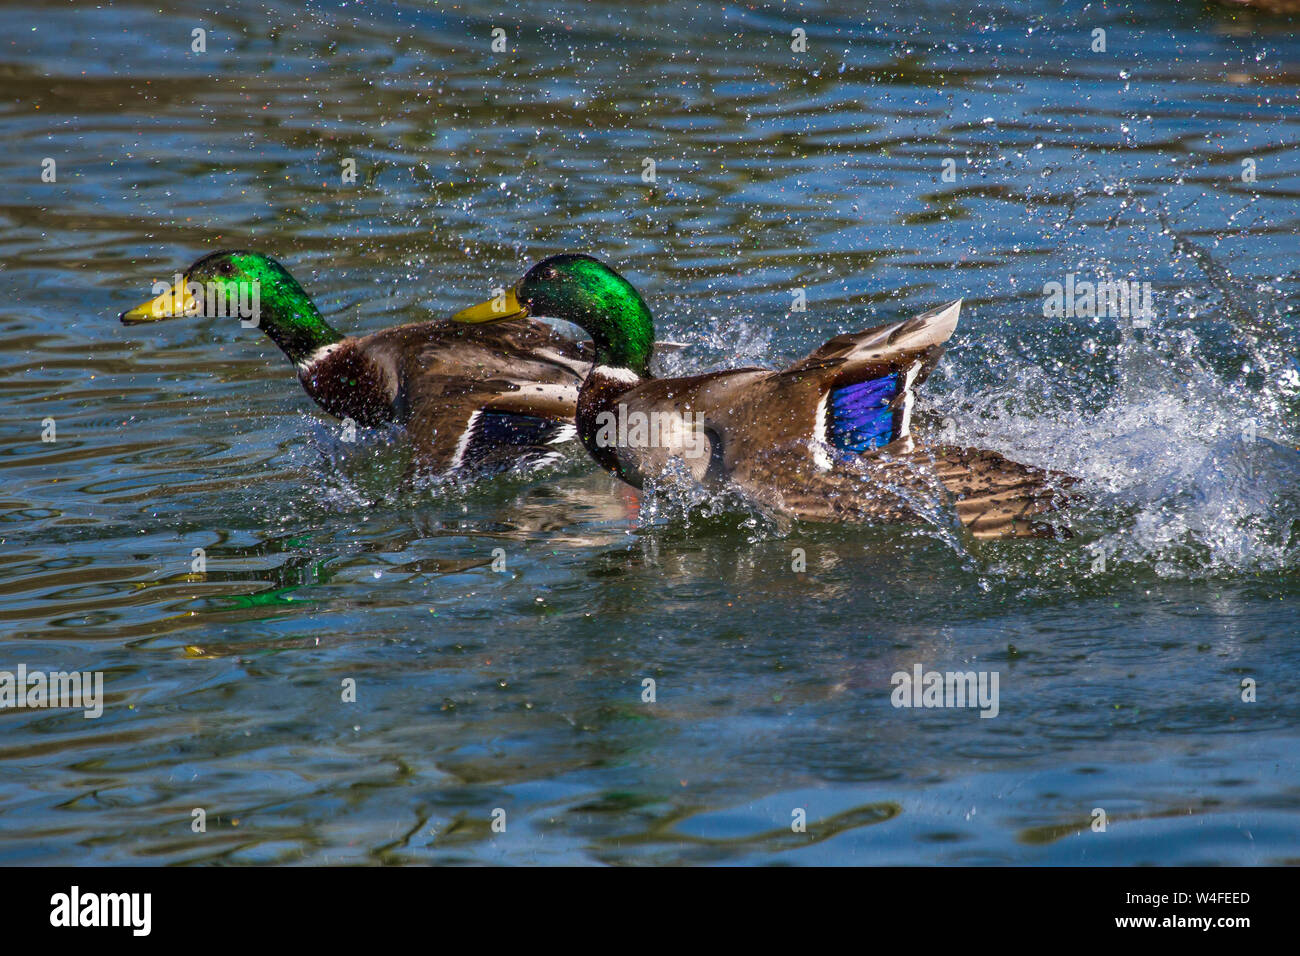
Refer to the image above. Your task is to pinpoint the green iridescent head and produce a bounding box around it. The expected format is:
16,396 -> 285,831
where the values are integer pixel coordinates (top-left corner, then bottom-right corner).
120,250 -> 340,364
453,254 -> 655,376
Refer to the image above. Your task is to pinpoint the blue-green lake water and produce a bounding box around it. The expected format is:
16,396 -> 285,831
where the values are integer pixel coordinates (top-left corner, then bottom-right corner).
2,0 -> 1298,864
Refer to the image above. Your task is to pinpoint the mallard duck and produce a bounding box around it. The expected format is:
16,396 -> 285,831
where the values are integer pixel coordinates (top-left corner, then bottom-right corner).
120,251 -> 593,476
453,254 -> 1075,538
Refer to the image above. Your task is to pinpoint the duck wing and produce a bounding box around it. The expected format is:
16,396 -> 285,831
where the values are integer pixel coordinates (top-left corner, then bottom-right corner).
404,377 -> 578,477
681,300 -> 961,472
731,301 -> 1074,536
356,318 -> 591,477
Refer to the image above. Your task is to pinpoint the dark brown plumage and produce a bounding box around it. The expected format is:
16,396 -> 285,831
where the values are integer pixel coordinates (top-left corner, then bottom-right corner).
297,319 -> 591,476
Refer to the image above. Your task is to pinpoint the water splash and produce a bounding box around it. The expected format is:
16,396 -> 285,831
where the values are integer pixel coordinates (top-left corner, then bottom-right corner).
939,325 -> 1300,580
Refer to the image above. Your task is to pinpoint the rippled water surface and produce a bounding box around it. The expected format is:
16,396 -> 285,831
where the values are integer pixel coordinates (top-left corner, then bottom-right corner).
2,0 -> 1299,864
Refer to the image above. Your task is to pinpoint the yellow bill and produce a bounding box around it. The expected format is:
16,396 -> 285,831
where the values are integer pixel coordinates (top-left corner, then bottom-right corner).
452,287 -> 528,324
119,275 -> 200,324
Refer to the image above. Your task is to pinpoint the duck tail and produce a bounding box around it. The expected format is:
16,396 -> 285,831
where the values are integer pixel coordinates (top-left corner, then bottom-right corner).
740,442 -> 1076,539
925,445 -> 1078,539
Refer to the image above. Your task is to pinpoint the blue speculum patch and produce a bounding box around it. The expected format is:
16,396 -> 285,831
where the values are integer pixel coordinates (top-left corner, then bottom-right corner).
830,373 -> 899,452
